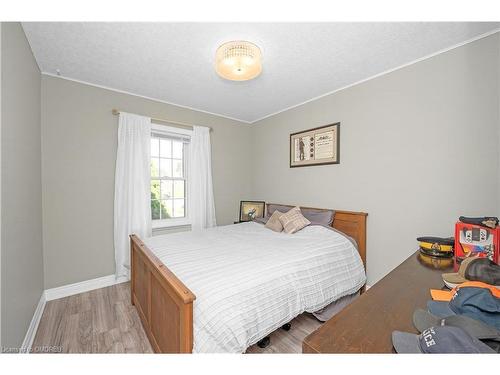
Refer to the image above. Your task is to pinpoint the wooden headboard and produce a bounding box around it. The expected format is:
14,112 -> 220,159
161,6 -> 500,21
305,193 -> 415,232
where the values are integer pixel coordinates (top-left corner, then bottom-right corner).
266,204 -> 367,271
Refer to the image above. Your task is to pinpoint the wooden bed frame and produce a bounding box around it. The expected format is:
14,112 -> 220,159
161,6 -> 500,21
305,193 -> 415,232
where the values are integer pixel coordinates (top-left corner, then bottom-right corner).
130,204 -> 367,353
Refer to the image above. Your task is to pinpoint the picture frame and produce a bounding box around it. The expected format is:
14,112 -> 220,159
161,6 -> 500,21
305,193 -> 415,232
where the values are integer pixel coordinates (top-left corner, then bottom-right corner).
290,122 -> 340,168
239,200 -> 266,222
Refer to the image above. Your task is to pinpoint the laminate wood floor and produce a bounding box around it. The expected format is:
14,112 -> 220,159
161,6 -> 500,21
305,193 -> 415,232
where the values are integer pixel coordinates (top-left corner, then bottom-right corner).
33,282 -> 153,353
33,282 -> 322,353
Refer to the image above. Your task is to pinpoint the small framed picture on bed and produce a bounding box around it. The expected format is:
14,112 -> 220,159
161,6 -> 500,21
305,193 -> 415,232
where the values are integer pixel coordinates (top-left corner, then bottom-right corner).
290,122 -> 340,167
239,201 -> 266,222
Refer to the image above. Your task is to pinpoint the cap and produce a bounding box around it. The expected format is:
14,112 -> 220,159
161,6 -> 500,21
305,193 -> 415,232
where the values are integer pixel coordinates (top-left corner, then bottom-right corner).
427,300 -> 455,317
427,287 -> 500,330
442,257 -> 479,286
392,326 -> 495,353
430,281 -> 500,302
465,258 -> 500,286
413,308 -> 500,340
417,236 -> 454,259
482,339 -> 500,353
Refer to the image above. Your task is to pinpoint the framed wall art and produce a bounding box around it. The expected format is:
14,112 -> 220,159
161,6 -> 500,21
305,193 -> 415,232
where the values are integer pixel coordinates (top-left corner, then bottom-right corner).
239,200 -> 266,222
290,123 -> 340,167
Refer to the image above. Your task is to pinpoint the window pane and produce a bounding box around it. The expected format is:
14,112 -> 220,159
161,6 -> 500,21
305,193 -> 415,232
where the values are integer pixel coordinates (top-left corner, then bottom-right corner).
159,158 -> 172,177
172,141 -> 183,159
151,200 -> 161,220
161,200 -> 173,219
151,138 -> 159,157
151,179 -> 161,200
173,180 -> 184,199
173,159 -> 183,178
160,180 -> 173,200
151,158 -> 160,178
173,199 -> 185,218
160,138 -> 172,158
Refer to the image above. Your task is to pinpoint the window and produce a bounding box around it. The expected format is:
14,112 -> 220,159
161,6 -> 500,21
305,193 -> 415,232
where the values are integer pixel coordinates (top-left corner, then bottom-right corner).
150,125 -> 191,228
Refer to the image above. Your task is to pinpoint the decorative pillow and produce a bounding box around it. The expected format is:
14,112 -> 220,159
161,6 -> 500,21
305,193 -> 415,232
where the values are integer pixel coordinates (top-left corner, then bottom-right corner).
279,206 -> 311,234
265,210 -> 285,232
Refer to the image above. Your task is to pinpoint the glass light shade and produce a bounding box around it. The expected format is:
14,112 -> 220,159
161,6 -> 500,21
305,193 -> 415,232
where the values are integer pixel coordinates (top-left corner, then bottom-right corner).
215,41 -> 262,81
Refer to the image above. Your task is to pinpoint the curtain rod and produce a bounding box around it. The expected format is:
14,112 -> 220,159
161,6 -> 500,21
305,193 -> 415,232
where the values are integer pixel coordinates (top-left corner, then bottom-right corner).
111,109 -> 212,131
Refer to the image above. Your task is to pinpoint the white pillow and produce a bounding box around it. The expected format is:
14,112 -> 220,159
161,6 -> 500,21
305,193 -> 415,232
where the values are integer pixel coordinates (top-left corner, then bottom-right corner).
279,206 -> 311,234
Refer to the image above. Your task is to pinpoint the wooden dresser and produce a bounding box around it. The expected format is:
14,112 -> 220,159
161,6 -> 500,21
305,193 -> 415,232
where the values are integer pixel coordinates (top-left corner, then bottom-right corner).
302,251 -> 454,353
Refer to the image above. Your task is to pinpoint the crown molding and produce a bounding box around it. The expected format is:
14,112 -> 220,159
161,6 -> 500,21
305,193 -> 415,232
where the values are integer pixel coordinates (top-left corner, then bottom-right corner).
41,73 -> 253,125
250,28 -> 500,124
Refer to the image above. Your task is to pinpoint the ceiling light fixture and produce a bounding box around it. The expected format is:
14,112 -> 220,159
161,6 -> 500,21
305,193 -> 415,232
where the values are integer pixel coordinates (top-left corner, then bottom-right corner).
215,40 -> 262,81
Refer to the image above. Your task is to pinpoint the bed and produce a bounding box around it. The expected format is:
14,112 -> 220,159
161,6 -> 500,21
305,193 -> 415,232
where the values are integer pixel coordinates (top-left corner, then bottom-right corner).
130,204 -> 367,353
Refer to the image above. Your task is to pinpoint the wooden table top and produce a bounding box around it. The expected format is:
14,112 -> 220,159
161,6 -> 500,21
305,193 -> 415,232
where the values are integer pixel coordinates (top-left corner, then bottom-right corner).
302,251 -> 454,353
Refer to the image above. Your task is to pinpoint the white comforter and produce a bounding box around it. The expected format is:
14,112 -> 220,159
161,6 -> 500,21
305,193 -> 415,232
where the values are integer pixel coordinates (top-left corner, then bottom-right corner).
143,222 -> 366,353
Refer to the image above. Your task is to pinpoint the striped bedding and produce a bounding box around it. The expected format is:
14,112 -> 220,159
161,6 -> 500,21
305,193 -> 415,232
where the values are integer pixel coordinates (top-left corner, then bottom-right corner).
143,221 -> 366,353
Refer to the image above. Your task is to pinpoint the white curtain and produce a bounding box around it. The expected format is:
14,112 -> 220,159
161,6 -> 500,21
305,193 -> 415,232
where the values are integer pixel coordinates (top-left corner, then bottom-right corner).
190,126 -> 217,231
114,112 -> 152,278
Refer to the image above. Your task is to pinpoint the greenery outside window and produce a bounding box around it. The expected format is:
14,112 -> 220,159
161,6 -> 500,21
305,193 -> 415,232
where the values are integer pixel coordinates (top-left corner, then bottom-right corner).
150,124 -> 191,228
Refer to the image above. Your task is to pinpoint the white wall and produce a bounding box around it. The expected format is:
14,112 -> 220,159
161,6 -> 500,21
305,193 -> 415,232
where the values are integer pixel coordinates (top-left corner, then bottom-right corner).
251,33 -> 500,285
41,75 -> 253,289
1,22 -> 44,348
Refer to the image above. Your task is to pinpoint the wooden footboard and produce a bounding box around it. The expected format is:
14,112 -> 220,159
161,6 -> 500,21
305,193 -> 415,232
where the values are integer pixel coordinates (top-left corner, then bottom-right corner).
130,234 -> 195,353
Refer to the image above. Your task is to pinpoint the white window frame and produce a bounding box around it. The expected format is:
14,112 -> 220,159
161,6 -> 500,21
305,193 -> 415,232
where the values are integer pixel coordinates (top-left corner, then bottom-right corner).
151,123 -> 192,229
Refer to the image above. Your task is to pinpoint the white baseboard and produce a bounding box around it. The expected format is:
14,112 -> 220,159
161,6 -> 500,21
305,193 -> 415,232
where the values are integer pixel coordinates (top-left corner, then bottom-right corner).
44,274 -> 129,301
21,274 -> 128,353
20,293 -> 46,353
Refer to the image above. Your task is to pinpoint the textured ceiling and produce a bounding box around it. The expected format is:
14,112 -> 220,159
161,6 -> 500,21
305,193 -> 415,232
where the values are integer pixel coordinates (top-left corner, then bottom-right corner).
23,22 -> 499,123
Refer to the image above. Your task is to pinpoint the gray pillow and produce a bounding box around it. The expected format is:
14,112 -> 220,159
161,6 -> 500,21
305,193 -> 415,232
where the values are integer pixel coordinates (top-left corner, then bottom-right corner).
253,216 -> 268,225
301,208 -> 335,226
266,204 -> 293,217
